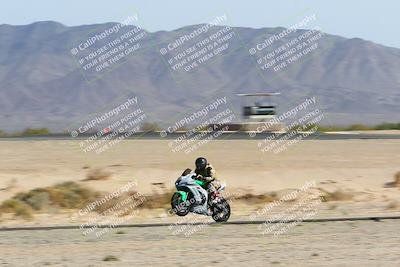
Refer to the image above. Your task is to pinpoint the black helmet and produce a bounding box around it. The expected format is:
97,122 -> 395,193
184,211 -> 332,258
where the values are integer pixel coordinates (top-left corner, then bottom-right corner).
195,157 -> 207,170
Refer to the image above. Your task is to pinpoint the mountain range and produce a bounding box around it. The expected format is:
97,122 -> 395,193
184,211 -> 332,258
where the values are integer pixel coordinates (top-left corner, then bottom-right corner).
0,21 -> 399,131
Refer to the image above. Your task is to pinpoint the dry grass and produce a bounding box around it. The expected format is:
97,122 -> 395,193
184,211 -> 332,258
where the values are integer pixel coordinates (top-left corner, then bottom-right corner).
328,203 -> 338,210
396,172 -> 400,184
384,171 -> 400,188
103,255 -> 119,261
92,191 -> 144,215
13,181 -> 101,210
0,182 -> 101,219
0,179 -> 360,221
0,199 -> 33,219
387,201 -> 399,210
91,187 -> 173,214
0,180 -> 287,221
319,189 -> 354,202
235,192 -> 279,204
82,168 -> 111,181
393,171 -> 400,186
0,181 -> 175,220
141,189 -> 175,209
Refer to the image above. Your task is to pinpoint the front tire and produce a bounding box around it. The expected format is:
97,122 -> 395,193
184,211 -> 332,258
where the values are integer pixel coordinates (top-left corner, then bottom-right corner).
171,192 -> 190,216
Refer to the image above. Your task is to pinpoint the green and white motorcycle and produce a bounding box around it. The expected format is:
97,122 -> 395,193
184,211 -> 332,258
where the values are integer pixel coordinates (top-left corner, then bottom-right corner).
171,172 -> 231,222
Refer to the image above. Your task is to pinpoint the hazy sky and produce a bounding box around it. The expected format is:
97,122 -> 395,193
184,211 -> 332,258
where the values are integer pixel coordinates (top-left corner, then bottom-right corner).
1,0 -> 399,48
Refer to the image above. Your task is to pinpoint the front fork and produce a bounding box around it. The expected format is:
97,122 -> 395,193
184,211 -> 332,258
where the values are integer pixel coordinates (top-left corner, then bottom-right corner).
177,191 -> 188,202
208,191 -> 219,206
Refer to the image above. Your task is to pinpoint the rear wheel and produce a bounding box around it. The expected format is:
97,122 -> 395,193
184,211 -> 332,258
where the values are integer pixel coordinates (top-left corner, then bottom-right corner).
211,197 -> 231,222
171,192 -> 190,216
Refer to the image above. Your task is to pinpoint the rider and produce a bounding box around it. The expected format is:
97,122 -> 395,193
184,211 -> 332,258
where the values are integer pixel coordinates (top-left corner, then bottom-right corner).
194,157 -> 221,201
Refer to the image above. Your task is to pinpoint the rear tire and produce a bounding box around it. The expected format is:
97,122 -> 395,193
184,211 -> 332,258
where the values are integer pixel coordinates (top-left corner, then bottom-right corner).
211,197 -> 231,222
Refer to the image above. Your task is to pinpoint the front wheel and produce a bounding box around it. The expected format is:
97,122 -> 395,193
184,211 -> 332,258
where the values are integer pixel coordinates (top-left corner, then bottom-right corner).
171,192 -> 190,216
211,197 -> 231,222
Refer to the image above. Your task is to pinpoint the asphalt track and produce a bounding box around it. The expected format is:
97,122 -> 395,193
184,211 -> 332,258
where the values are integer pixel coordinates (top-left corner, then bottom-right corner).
1,132 -> 400,141
2,215 -> 400,231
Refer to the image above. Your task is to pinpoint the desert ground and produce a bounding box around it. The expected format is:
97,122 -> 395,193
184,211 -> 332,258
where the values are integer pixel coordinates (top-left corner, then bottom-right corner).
0,138 -> 399,266
0,139 -> 399,199
0,139 -> 399,224
1,220 -> 399,266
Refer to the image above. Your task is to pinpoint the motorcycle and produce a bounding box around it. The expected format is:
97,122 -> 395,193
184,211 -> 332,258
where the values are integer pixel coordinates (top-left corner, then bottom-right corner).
171,172 -> 231,222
